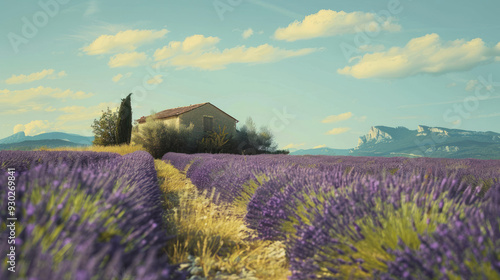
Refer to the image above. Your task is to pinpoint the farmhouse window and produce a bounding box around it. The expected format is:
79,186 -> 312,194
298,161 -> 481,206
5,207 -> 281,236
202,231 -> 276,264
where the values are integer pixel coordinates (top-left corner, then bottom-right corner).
203,116 -> 213,132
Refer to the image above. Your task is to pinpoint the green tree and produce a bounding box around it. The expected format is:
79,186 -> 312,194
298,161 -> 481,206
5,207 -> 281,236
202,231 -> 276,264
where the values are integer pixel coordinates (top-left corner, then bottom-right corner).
234,117 -> 277,154
197,125 -> 231,153
116,93 -> 133,145
91,107 -> 118,146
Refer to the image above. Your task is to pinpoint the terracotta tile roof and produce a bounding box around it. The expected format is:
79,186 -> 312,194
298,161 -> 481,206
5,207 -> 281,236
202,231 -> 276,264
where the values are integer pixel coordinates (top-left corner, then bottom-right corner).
136,102 -> 238,124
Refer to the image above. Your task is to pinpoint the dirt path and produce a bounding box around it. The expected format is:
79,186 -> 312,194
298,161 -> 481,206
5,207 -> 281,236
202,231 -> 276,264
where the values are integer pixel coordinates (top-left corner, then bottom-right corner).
154,160 -> 290,280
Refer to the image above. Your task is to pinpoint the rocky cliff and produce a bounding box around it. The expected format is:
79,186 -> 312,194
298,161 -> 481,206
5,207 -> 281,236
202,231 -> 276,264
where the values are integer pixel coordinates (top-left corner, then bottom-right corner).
351,125 -> 500,159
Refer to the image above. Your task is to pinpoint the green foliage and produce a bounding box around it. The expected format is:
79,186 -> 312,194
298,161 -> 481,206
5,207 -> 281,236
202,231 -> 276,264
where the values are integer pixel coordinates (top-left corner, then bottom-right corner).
269,149 -> 290,155
462,174 -> 497,197
24,181 -> 130,268
127,115 -> 282,156
91,107 -> 118,146
154,160 -> 290,279
234,117 -> 277,155
388,168 -> 399,175
132,117 -> 194,158
197,125 -> 231,153
116,93 -> 133,145
294,187 -> 465,279
233,174 -> 269,214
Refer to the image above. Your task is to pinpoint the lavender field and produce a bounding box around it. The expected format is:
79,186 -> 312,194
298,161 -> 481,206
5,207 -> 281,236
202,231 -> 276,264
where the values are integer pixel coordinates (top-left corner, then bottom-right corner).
1,150 -> 500,279
0,151 -> 186,280
163,153 -> 500,279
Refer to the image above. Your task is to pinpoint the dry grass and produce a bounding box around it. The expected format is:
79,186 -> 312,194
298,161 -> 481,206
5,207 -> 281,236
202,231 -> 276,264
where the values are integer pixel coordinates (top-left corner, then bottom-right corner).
155,160 -> 290,280
38,144 -> 146,155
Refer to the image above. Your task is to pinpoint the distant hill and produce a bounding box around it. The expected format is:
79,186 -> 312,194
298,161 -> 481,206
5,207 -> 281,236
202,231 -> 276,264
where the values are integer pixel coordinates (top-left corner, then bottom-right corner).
0,139 -> 86,151
0,131 -> 94,151
290,148 -> 350,156
289,125 -> 500,159
350,125 -> 500,159
0,132 -> 93,146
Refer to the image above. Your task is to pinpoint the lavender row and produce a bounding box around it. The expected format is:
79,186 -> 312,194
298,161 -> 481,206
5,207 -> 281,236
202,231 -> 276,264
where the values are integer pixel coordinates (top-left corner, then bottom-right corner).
0,151 -> 186,280
163,152 -> 500,278
163,153 -> 500,205
0,150 -> 121,173
287,172 -> 499,279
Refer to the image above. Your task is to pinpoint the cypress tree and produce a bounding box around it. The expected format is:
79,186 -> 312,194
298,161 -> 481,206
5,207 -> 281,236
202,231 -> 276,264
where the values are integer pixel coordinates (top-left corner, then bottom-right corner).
116,93 -> 133,144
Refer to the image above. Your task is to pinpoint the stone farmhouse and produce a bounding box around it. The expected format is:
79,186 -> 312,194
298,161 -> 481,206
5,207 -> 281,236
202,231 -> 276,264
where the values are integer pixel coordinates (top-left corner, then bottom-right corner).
136,102 -> 238,139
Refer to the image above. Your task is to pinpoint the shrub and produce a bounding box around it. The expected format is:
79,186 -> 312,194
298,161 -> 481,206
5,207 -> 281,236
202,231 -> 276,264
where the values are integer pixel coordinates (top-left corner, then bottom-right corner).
91,107 -> 119,146
197,125 -> 231,153
233,117 -> 277,154
132,117 -> 194,158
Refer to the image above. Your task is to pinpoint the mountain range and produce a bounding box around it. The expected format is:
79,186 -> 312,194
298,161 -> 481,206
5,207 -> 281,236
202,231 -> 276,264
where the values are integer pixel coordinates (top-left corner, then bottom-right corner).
291,125 -> 500,160
289,147 -> 350,156
0,132 -> 93,150
1,126 -> 499,159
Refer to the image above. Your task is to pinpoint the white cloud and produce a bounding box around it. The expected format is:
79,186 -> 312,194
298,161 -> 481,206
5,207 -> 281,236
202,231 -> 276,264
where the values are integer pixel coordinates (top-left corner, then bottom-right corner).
0,104 -> 57,116
13,124 -> 24,134
355,116 -> 367,122
182,34 -> 220,53
108,52 -> 148,68
338,34 -> 500,79
112,74 -> 123,82
154,34 -> 318,70
322,112 -> 352,123
325,127 -> 351,135
5,69 -> 67,84
11,103 -> 117,137
282,143 -> 305,150
147,75 -> 163,85
13,120 -> 51,136
242,28 -> 254,39
154,35 -> 220,61
274,9 -> 401,42
155,35 -> 318,70
171,45 -> 316,70
112,72 -> 132,82
0,86 -> 93,104
313,144 -> 326,149
57,102 -> 117,122
56,71 -> 67,78
83,29 -> 169,55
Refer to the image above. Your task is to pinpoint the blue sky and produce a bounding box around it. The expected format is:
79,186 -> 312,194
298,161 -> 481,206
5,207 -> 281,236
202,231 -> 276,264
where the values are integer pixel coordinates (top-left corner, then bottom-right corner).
1,0 -> 499,149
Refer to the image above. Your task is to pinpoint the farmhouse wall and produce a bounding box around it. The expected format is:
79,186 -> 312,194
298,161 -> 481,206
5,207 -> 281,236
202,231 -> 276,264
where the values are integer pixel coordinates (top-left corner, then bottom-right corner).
162,117 -> 180,129
179,104 -> 236,139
